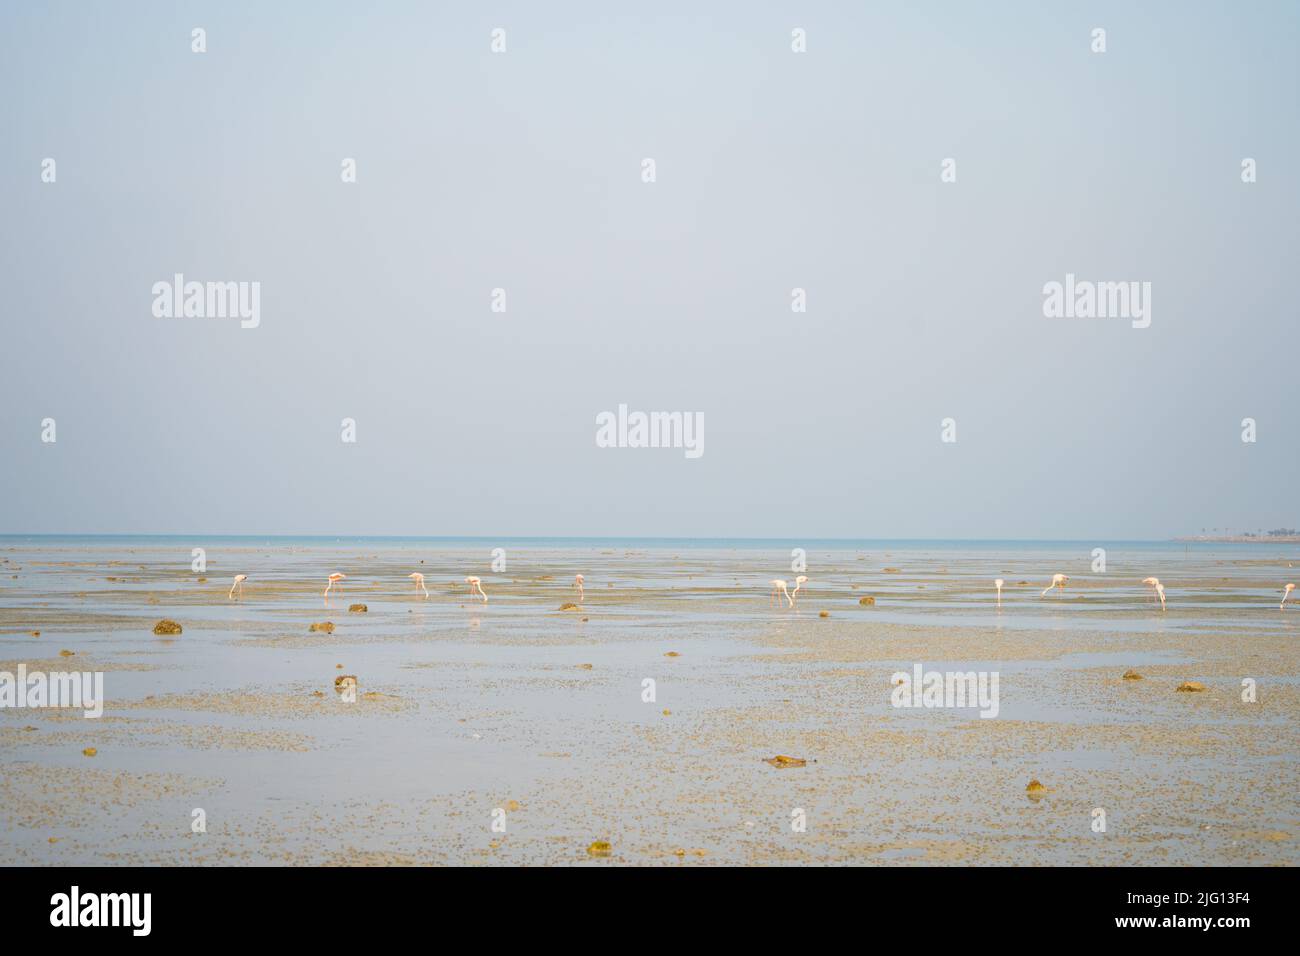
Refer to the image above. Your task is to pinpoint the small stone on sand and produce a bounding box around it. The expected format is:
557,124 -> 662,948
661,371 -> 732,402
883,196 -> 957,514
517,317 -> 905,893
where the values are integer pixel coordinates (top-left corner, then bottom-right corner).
1122,669 -> 1144,680
309,622 -> 335,633
1176,681 -> 1206,692
858,596 -> 875,606
1025,779 -> 1048,793
82,747 -> 98,757
587,840 -> 612,857
152,619 -> 182,635
348,604 -> 368,613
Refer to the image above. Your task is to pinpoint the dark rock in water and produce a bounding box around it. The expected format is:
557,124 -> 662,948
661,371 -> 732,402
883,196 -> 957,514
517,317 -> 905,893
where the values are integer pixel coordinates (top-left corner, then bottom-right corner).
348,603 -> 368,613
152,619 -> 183,636
309,622 -> 335,633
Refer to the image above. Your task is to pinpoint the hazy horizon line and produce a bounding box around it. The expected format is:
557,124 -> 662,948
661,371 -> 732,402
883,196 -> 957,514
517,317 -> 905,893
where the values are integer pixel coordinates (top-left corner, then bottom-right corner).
0,531 -> 1235,544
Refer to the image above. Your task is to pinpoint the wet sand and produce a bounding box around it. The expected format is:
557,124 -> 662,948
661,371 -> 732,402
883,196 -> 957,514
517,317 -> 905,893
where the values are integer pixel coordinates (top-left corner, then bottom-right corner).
1,541 -> 1296,865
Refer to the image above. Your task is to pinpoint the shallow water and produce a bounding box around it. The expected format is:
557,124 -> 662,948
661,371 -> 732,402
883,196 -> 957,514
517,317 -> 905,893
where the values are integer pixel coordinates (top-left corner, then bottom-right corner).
1,537 -> 1297,865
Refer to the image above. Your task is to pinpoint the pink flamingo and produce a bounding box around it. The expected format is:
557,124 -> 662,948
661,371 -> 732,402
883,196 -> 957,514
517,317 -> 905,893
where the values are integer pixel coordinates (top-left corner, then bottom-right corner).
574,574 -> 585,603
790,575 -> 808,606
1154,582 -> 1166,611
324,572 -> 346,599
770,578 -> 792,608
409,572 -> 429,598
1282,583 -> 1296,609
465,576 -> 487,603
228,574 -> 247,600
1141,577 -> 1161,604
1041,574 -> 1068,598
995,578 -> 1004,608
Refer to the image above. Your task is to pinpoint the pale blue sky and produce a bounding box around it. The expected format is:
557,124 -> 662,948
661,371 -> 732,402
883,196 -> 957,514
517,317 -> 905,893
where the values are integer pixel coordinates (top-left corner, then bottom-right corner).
1,1 -> 1296,538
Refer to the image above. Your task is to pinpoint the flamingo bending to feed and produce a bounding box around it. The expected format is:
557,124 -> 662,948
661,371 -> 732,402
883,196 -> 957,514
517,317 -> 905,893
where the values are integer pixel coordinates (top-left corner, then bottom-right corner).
1141,577 -> 1161,604
574,574 -> 584,603
465,576 -> 488,603
1282,583 -> 1296,609
229,574 -> 247,600
409,572 -> 429,598
324,572 -> 346,599
1041,574 -> 1068,598
770,579 -> 792,608
994,578 -> 1004,608
790,575 -> 809,606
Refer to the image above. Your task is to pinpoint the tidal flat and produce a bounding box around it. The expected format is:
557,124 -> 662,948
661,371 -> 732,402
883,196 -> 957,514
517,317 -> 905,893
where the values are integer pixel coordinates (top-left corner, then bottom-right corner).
1,538 -> 1296,865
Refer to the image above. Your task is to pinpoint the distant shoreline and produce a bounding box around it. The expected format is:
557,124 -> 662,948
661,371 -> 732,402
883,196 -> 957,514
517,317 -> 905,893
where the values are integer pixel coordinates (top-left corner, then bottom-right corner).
1173,535 -> 1300,544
